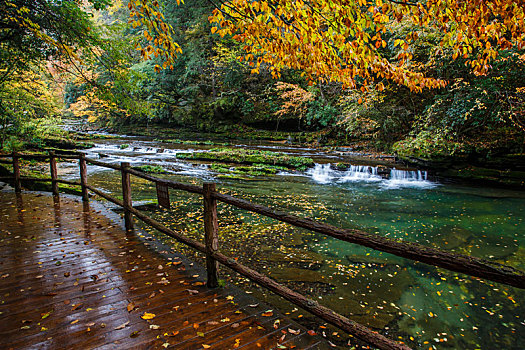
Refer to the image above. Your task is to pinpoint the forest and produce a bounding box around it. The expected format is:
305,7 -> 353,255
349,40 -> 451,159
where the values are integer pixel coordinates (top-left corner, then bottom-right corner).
1,0 -> 524,166
1,2 -> 525,349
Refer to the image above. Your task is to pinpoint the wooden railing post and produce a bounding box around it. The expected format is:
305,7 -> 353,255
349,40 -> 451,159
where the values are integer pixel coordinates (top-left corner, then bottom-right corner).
49,151 -> 59,196
79,153 -> 89,201
203,183 -> 219,288
121,162 -> 133,231
12,152 -> 21,193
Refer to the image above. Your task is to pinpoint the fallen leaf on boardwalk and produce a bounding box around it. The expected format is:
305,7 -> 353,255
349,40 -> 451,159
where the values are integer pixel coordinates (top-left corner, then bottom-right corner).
127,303 -> 136,312
231,323 -> 240,328
197,331 -> 205,337
149,325 -> 160,330
36,275 -> 43,279
141,312 -> 156,320
162,343 -> 169,348
220,318 -> 230,323
41,327 -> 48,331
64,272 -> 70,277
158,265 -> 163,269
115,321 -> 129,330
167,331 -> 179,336
226,295 -> 234,300
71,303 -> 83,311
193,281 -> 204,286
187,289 -> 199,295
100,323 -> 106,328
276,345 -> 287,349
193,323 -> 199,329
208,321 -> 219,325
64,300 -> 70,305
288,328 -> 300,335
279,334 -> 286,342
149,292 -> 156,298
262,311 -> 273,317
86,322 -> 95,327
307,330 -> 316,336
71,320 -> 79,325
86,308 -> 93,311
249,304 -> 259,308
182,321 -> 189,326
130,330 -> 140,338
21,326 -> 30,330
41,312 -> 51,319
233,338 -> 241,348
202,345 -> 211,349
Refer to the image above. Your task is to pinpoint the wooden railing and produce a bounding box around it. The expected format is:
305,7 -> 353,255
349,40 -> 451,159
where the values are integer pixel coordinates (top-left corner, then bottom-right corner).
1,151 -> 524,350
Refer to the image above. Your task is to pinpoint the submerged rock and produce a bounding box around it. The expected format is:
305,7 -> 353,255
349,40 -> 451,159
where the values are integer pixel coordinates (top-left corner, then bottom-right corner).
267,267 -> 327,283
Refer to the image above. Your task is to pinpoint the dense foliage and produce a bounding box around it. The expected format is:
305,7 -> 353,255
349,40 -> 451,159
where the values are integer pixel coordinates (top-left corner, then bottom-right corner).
1,0 -> 524,161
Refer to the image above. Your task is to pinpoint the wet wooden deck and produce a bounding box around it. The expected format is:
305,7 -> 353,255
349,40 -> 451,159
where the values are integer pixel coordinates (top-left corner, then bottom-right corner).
0,191 -> 326,349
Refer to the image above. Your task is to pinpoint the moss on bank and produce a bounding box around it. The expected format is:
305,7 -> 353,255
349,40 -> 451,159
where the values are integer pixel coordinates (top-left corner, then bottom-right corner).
177,148 -> 313,171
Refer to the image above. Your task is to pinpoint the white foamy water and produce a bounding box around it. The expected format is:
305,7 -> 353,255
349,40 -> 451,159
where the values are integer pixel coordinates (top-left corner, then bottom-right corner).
339,165 -> 382,183
382,168 -> 436,189
307,163 -> 436,189
307,164 -> 335,184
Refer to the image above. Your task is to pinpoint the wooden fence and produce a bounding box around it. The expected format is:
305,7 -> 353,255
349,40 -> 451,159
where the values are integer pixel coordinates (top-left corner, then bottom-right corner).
1,151 -> 524,350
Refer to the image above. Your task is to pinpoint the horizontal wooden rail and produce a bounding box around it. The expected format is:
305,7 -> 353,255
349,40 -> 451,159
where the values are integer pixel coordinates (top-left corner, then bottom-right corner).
127,168 -> 203,195
213,192 -> 525,289
85,157 -> 122,171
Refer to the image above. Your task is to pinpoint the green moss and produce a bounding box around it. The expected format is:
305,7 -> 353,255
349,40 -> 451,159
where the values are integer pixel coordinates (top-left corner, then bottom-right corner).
177,148 -> 313,170
210,163 -> 287,177
134,165 -> 168,174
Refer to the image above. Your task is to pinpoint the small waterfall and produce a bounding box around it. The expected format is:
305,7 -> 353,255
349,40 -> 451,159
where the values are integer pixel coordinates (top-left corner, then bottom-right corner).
339,165 -> 381,182
307,164 -> 334,184
389,168 -> 428,181
384,168 -> 434,189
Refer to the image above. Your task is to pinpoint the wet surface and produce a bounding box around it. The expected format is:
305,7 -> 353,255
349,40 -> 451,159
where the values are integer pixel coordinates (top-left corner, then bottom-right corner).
0,191 -> 326,349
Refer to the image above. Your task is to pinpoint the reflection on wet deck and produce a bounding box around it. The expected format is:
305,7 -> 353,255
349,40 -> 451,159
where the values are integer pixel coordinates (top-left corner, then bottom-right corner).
0,192 -> 324,349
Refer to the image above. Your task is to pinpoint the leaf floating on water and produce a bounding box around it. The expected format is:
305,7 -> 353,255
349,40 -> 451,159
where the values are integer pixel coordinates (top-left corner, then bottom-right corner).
141,312 -> 156,320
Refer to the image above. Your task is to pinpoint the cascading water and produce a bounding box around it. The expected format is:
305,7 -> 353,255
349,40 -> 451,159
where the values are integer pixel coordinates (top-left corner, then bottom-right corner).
307,163 -> 435,188
339,165 -> 382,182
307,164 -> 334,184
383,168 -> 434,189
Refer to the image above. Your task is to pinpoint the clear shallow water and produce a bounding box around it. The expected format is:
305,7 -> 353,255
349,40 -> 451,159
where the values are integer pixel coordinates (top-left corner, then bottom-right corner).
61,140 -> 525,349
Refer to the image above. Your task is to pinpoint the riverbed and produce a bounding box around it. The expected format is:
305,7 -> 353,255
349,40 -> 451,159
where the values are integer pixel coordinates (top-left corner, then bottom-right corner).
57,136 -> 524,349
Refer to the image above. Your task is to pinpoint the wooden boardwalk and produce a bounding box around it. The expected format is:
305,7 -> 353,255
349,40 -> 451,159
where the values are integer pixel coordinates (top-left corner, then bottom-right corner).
0,191 -> 326,349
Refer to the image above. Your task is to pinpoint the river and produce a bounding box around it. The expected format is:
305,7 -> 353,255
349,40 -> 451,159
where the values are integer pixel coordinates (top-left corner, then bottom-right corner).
57,135 -> 524,349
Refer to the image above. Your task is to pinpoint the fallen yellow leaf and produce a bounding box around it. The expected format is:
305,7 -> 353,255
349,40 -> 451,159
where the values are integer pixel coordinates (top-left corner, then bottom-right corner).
141,312 -> 156,320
